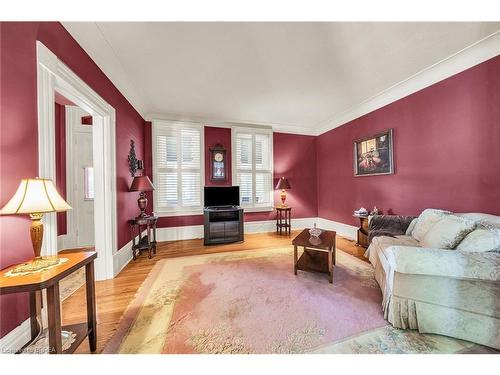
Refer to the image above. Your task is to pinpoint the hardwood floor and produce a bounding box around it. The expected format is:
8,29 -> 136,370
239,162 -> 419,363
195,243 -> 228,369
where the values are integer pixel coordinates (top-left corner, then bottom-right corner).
62,230 -> 365,354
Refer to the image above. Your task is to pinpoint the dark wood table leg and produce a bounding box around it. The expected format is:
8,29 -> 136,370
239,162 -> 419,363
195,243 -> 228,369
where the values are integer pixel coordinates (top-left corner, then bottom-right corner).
131,223 -> 137,260
294,245 -> 298,275
85,261 -> 97,353
333,237 -> 337,266
147,223 -> 152,259
29,290 -> 42,341
153,221 -> 157,255
46,282 -> 62,354
287,209 -> 291,235
328,248 -> 333,283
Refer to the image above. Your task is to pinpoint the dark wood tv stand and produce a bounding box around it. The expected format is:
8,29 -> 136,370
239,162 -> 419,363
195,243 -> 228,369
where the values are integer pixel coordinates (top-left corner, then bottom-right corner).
204,206 -> 244,245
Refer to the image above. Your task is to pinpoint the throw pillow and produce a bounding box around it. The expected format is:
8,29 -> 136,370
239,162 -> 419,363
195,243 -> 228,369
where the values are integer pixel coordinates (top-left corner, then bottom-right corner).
456,225 -> 500,253
420,215 -> 476,249
411,208 -> 452,241
405,218 -> 417,235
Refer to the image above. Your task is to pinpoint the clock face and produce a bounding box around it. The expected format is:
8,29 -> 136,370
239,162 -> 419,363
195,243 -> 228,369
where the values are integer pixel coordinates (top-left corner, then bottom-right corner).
214,152 -> 224,162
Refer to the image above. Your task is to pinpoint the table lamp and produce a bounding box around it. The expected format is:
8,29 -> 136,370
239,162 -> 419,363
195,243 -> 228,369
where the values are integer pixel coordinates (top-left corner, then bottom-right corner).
0,178 -> 71,271
275,177 -> 291,207
130,175 -> 155,218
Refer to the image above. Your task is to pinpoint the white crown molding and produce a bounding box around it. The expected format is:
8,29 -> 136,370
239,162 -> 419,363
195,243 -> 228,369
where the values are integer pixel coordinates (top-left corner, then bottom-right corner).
61,22 -> 148,118
64,23 -> 499,137
314,30 -> 500,136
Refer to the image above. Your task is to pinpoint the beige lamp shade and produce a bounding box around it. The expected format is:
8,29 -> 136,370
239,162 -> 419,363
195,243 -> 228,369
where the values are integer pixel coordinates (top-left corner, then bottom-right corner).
0,178 -> 72,214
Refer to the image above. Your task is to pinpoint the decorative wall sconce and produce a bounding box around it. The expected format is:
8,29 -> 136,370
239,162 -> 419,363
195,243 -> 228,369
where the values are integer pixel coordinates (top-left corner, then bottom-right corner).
128,140 -> 144,177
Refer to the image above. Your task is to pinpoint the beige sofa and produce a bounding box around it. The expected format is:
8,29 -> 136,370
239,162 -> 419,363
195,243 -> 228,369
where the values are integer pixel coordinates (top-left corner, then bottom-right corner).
365,210 -> 500,349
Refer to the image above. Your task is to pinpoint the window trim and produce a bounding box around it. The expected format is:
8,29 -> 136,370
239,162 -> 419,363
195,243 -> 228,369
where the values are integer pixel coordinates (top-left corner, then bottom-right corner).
152,120 -> 205,217
231,126 -> 274,213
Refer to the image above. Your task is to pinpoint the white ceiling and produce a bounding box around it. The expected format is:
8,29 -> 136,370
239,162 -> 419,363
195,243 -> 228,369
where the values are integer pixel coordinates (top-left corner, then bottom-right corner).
62,22 -> 500,134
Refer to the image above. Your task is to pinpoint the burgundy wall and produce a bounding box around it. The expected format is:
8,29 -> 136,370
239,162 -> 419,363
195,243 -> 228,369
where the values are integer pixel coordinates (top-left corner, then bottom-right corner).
143,124 -> 319,228
0,22 -> 146,337
317,55 -> 500,227
55,103 -> 67,235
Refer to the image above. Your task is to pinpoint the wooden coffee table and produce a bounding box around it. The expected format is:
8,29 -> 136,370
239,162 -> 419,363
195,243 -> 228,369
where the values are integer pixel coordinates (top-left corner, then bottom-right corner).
292,228 -> 337,283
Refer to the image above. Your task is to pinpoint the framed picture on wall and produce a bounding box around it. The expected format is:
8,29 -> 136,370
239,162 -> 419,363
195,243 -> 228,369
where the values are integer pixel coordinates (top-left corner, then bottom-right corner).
354,129 -> 394,176
209,144 -> 227,181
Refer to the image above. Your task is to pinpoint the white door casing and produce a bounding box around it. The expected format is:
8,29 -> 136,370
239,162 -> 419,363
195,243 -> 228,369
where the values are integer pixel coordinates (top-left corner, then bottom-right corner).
62,106 -> 94,248
37,41 -> 117,280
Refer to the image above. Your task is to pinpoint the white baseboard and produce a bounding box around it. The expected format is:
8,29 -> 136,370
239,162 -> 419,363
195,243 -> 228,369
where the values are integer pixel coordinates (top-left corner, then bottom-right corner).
155,225 -> 204,242
0,318 -> 31,354
317,218 -> 358,240
245,217 -> 318,234
113,240 -> 133,277
154,217 -> 319,241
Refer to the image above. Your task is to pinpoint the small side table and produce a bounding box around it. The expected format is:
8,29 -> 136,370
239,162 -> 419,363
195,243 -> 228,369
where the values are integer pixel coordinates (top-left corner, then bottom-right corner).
292,228 -> 337,283
276,206 -> 292,235
0,251 -> 97,354
354,215 -> 369,248
129,215 -> 158,259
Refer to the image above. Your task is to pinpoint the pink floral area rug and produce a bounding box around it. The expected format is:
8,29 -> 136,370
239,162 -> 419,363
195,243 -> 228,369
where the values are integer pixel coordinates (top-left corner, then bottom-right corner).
103,247 -> 479,354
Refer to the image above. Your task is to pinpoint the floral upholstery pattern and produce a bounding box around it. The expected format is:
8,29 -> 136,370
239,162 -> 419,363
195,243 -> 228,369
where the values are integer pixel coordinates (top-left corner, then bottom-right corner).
411,208 -> 451,241
420,215 -> 476,249
364,210 -> 500,349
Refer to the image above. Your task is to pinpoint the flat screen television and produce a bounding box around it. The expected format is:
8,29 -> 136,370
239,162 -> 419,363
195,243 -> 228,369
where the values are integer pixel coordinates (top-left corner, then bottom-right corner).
204,186 -> 240,207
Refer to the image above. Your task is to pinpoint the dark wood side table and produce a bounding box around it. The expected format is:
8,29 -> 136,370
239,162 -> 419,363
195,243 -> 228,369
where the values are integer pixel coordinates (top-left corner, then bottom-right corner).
0,251 -> 97,354
292,228 -> 336,283
129,215 -> 158,259
353,215 -> 369,248
276,206 -> 292,235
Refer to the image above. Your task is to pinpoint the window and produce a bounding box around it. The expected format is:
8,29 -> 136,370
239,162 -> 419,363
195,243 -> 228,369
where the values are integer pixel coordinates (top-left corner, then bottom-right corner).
232,127 -> 273,211
152,121 -> 204,216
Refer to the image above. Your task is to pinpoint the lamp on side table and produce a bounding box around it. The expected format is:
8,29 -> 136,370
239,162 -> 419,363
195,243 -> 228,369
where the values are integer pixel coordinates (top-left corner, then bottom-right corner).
130,175 -> 155,218
0,178 -> 71,272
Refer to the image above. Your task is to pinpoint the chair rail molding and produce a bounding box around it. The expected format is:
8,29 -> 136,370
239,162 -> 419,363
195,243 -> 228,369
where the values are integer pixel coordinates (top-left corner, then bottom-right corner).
36,41 -> 117,280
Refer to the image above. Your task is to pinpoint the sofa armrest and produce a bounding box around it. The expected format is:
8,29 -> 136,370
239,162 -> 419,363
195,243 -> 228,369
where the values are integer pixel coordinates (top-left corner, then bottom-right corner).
368,215 -> 416,243
383,245 -> 500,282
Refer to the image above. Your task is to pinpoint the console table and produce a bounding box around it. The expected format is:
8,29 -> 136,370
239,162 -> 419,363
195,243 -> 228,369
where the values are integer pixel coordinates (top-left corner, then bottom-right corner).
0,251 -> 97,354
129,215 -> 158,259
276,206 -> 292,235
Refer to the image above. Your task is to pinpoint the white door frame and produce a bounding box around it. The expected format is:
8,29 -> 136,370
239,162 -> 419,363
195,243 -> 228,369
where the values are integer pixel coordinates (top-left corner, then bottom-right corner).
63,106 -> 93,249
37,41 -> 117,280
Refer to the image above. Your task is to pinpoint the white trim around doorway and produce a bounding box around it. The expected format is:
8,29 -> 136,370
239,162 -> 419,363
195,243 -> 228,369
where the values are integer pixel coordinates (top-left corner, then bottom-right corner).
36,41 -> 117,280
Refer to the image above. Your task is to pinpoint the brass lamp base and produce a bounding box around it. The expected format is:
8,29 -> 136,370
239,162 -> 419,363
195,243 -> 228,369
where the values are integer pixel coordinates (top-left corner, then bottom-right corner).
11,257 -> 59,274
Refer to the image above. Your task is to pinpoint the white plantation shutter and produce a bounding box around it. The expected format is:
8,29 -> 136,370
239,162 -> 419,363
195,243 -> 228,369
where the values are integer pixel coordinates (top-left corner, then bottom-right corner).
233,128 -> 273,209
153,121 -> 203,214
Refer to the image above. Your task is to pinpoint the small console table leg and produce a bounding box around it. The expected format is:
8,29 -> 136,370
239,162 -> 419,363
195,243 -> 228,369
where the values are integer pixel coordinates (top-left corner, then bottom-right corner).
294,245 -> 298,275
147,223 -> 152,259
328,248 -> 333,284
85,261 -> 97,352
29,290 -> 42,341
46,282 -> 62,354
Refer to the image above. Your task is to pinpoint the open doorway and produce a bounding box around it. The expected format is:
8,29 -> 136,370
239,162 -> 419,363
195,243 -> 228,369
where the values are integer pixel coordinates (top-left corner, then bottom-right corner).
55,92 -> 95,251
37,41 -> 117,280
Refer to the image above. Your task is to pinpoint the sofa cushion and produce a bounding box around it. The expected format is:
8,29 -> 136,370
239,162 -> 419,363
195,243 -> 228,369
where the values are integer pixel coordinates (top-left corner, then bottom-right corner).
368,235 -> 419,267
456,226 -> 500,253
405,218 -> 417,235
420,215 -> 475,249
457,213 -> 500,229
411,208 -> 452,241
